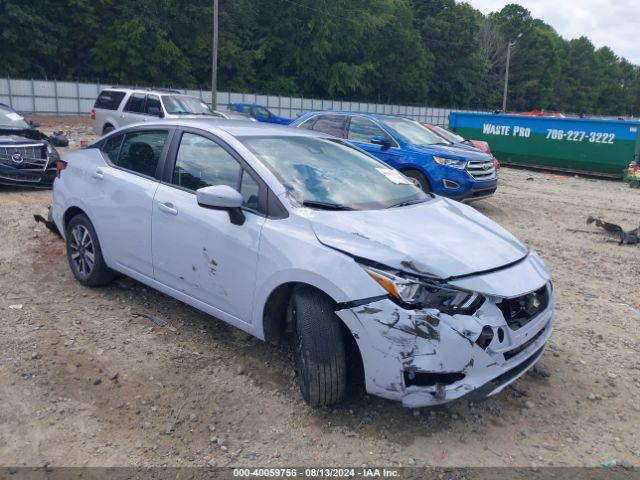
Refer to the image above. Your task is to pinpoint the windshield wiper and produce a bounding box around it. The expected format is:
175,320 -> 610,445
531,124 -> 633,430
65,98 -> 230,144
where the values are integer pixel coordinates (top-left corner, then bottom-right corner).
302,200 -> 355,211
388,198 -> 427,209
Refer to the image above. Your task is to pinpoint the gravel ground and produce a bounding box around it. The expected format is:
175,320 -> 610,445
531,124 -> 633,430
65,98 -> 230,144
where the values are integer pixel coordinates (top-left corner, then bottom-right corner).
0,117 -> 639,468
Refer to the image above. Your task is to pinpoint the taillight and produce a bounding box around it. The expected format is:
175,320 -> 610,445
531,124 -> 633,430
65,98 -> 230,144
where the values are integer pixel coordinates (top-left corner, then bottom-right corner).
55,160 -> 67,178
90,108 -> 96,120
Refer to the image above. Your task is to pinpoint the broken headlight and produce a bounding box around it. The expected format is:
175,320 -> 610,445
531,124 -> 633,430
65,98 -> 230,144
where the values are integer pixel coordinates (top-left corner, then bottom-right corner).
362,265 -> 481,314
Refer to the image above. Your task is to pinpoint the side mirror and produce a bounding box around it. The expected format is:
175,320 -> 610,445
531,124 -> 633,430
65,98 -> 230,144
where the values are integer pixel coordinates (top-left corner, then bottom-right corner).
148,106 -> 163,117
28,120 -> 40,129
371,135 -> 391,147
196,185 -> 245,225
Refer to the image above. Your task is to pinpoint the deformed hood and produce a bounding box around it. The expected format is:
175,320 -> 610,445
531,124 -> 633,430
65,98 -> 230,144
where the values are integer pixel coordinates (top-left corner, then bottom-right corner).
0,128 -> 49,144
308,196 -> 528,279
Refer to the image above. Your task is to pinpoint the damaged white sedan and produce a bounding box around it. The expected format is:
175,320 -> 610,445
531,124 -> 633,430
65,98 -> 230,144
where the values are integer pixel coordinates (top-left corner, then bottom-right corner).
51,120 -> 554,408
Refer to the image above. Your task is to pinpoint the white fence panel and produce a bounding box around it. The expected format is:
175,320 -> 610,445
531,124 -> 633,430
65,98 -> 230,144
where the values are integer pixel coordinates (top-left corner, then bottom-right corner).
35,97 -> 56,113
9,79 -> 32,96
11,96 -> 34,112
79,99 -> 94,113
78,83 -> 99,99
0,78 -> 479,123
57,82 -> 77,98
59,98 -> 79,113
33,80 -> 54,96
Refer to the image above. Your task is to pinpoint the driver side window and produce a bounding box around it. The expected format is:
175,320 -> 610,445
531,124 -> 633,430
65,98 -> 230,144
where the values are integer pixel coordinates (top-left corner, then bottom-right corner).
347,116 -> 389,144
172,133 -> 262,211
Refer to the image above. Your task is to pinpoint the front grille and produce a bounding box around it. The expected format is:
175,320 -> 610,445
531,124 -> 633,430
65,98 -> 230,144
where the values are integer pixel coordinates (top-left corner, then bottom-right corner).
0,171 -> 45,182
503,324 -> 548,361
0,144 -> 48,171
466,159 -> 496,180
497,285 -> 549,330
471,187 -> 496,198
490,346 -> 544,387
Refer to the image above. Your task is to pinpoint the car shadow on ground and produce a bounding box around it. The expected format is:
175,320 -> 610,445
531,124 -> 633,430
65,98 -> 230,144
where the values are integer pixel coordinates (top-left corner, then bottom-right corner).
104,273 -> 553,447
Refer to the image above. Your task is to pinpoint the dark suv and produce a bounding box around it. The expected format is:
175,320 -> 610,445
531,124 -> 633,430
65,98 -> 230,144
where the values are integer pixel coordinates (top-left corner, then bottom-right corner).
0,105 -> 61,188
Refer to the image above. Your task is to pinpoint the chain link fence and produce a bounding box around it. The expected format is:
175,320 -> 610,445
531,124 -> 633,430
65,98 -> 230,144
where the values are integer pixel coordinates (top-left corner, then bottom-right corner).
0,78 -> 487,127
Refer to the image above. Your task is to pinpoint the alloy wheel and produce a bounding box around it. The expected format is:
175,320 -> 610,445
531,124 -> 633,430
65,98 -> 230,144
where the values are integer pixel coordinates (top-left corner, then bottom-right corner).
69,224 -> 95,278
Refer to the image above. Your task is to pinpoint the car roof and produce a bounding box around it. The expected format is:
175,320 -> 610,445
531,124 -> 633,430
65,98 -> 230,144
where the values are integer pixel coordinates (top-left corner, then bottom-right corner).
302,111 -> 415,122
139,119 -> 329,138
101,87 -> 189,96
230,103 -> 265,108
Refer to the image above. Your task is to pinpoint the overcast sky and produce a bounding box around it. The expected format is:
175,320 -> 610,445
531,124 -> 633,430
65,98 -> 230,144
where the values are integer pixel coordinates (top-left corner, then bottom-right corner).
464,0 -> 640,65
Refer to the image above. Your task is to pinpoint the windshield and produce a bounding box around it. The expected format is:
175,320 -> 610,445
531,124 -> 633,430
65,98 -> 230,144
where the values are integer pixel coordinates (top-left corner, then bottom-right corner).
0,107 -> 29,129
432,125 -> 465,143
161,95 -> 214,115
239,135 -> 428,210
383,117 -> 450,146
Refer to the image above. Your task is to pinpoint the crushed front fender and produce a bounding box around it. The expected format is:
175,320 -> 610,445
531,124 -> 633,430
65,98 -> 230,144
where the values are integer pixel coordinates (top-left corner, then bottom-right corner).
336,284 -> 554,408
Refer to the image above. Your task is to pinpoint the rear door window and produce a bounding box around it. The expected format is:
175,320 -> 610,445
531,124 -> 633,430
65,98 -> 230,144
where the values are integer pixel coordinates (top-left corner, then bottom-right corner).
94,90 -> 126,110
116,130 -> 168,177
124,94 -> 146,114
310,115 -> 347,138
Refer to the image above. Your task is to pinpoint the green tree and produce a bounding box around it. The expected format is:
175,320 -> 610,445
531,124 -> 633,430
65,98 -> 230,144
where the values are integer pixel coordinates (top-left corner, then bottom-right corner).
413,0 -> 487,107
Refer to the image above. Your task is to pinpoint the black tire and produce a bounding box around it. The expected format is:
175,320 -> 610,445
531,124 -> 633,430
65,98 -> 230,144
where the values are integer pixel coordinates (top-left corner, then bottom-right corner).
403,169 -> 431,193
630,180 -> 640,189
65,214 -> 114,287
289,287 -> 347,407
103,124 -> 115,135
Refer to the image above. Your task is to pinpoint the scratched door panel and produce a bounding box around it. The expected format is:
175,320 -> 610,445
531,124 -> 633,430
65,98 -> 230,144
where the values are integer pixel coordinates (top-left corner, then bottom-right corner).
151,183 -> 264,323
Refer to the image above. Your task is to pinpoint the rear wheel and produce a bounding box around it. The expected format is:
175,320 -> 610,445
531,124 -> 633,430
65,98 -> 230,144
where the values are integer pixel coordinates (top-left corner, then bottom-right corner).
630,180 -> 640,188
103,124 -> 115,135
65,214 -> 114,287
289,287 -> 347,407
403,169 -> 431,193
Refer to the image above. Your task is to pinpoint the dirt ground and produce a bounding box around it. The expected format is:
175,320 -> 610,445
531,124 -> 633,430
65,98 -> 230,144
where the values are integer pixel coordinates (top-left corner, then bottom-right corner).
0,116 -> 639,469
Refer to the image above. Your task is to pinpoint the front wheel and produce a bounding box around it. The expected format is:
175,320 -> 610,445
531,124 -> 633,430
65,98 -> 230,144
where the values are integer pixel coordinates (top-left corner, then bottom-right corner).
289,288 -> 347,407
403,169 -> 431,193
65,214 -> 115,287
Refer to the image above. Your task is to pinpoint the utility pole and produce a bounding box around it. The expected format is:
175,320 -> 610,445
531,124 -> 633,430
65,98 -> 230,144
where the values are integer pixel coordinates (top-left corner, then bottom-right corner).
502,33 -> 522,113
211,0 -> 219,110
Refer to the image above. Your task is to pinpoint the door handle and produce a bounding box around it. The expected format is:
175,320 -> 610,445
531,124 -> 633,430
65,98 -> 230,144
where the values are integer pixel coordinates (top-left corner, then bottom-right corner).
92,169 -> 104,180
158,202 -> 178,215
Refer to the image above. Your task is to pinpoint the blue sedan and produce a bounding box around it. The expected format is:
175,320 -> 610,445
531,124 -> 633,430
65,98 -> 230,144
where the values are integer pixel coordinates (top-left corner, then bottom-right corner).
227,103 -> 291,125
289,112 -> 497,201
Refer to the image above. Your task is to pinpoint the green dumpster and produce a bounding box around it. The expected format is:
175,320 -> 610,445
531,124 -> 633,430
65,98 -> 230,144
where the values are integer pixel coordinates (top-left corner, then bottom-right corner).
449,112 -> 640,177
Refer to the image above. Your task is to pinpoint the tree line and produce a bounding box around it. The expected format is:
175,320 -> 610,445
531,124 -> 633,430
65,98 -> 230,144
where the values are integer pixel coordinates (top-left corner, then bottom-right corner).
1,0 -> 638,115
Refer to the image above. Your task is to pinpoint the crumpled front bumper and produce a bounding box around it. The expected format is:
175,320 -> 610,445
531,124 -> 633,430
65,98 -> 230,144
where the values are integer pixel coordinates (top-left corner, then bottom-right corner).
335,284 -> 554,408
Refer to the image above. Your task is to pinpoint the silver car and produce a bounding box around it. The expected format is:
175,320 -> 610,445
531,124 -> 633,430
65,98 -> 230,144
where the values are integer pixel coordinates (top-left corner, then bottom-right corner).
52,120 -> 554,408
90,88 -> 226,135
